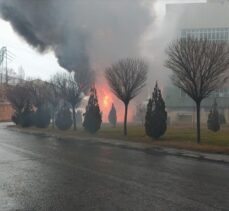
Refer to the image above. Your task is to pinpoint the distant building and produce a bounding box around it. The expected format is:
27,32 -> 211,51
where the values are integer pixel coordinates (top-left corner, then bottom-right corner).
165,86 -> 229,125
0,101 -> 14,122
164,0 -> 229,124
166,0 -> 229,38
0,85 -> 14,121
0,75 -> 29,122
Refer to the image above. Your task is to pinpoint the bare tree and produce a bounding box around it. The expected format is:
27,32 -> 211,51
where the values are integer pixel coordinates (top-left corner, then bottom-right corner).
47,82 -> 61,128
28,80 -> 51,109
51,73 -> 85,130
165,38 -> 229,143
6,83 -> 29,112
6,82 -> 33,124
105,58 -> 148,135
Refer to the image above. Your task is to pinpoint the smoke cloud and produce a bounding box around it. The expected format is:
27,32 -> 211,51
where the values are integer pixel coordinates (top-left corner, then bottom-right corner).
0,0 -> 153,77
141,1 -> 185,93
141,4 -> 170,86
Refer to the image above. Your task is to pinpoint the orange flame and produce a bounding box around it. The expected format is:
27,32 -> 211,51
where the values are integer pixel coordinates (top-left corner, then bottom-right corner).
96,83 -> 134,123
103,95 -> 109,108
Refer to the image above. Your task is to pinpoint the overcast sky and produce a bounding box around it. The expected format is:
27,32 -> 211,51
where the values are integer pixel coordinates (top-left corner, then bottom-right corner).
0,0 -> 206,80
0,19 -> 67,80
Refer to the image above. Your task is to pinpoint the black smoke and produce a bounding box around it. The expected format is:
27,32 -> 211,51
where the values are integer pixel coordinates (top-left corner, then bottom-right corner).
0,0 -> 152,76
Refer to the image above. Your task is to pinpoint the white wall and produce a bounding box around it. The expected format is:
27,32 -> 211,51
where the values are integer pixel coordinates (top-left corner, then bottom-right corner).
166,1 -> 229,31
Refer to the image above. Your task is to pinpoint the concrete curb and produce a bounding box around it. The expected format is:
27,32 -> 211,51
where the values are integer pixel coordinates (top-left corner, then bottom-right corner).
8,127 -> 229,164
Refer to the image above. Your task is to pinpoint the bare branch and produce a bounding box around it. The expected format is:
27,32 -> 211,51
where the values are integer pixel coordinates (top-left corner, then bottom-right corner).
6,82 -> 32,114
105,57 -> 148,135
165,37 -> 229,103
166,37 -> 229,144
105,58 -> 148,105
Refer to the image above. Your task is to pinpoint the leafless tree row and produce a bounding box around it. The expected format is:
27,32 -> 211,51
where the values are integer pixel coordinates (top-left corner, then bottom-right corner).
7,37 -> 229,142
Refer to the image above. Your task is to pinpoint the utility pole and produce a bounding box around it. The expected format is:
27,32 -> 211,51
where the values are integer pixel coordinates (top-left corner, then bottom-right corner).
5,48 -> 8,85
0,47 -> 8,85
0,47 -> 4,85
0,47 -> 15,85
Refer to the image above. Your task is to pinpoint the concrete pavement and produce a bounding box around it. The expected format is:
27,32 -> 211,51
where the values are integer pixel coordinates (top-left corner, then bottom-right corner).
10,125 -> 229,164
0,123 -> 229,210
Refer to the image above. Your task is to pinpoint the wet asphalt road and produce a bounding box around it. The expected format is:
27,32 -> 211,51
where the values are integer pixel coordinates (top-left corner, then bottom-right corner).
0,124 -> 228,211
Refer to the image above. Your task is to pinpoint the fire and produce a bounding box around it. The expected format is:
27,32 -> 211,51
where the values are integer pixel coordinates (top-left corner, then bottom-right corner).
103,95 -> 109,108
96,83 -> 135,123
96,85 -> 113,122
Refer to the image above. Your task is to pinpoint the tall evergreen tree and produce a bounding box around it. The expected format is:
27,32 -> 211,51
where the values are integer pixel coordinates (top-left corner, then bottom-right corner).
34,106 -> 51,128
20,101 -> 35,128
55,104 -> 73,131
75,110 -> 83,126
145,82 -> 167,139
108,103 -> 117,127
83,87 -> 102,133
207,99 -> 220,132
145,98 -> 153,137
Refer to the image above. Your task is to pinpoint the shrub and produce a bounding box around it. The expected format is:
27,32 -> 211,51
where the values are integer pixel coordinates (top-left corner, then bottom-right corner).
207,100 -> 220,132
145,98 -> 153,137
145,82 -> 167,139
55,106 -> 73,130
75,110 -> 83,126
19,102 -> 35,128
20,111 -> 35,128
34,106 -> 51,128
83,87 -> 102,133
108,103 -> 117,127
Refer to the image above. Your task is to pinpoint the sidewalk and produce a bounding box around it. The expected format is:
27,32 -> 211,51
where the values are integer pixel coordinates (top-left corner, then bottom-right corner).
9,127 -> 229,164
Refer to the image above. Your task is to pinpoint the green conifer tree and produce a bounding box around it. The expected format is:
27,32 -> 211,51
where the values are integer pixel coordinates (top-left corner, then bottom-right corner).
207,99 -> 220,132
55,104 -> 73,130
145,98 -> 153,137
145,82 -> 167,139
34,106 -> 51,128
83,87 -> 102,133
20,101 -> 35,128
75,110 -> 83,126
108,103 -> 117,127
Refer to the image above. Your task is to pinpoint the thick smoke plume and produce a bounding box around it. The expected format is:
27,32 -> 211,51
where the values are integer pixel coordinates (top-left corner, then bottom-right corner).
141,1 -> 185,93
0,0 -> 153,78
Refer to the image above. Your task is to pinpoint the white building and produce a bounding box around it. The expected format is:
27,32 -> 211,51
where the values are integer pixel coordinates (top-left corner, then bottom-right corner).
166,0 -> 229,39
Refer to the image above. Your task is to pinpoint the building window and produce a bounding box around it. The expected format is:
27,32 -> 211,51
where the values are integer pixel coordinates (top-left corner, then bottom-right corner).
181,27 -> 229,41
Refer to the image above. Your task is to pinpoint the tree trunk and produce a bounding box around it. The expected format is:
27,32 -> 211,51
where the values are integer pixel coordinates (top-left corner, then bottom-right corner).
52,111 -> 55,129
196,102 -> 201,144
72,106 -> 76,131
124,103 -> 128,136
